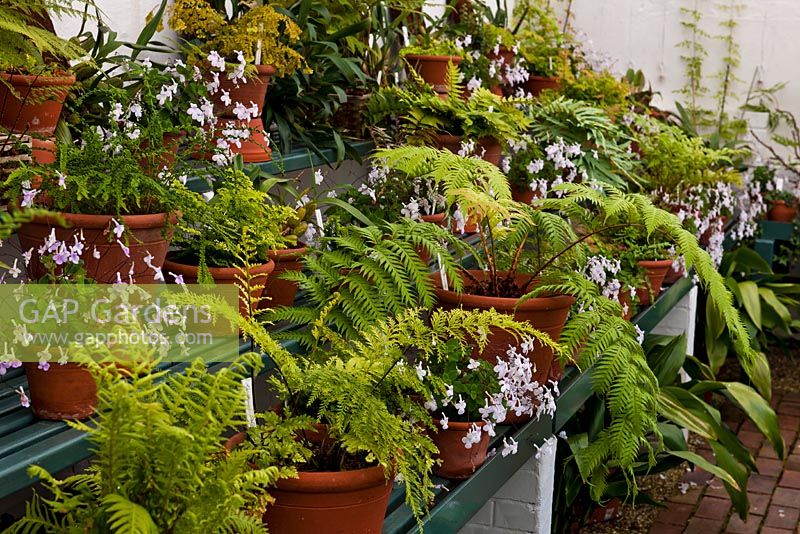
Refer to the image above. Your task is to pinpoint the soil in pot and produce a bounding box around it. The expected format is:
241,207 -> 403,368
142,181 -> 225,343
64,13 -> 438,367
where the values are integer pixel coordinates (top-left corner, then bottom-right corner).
433,270 -> 575,384
522,75 -> 560,98
260,245 -> 308,309
226,431 -> 393,534
163,257 -> 275,318
18,212 -> 175,284
431,420 -> 489,479
404,55 -> 463,95
0,73 -> 76,136
23,362 -> 97,420
768,200 -> 798,223
636,259 -> 673,306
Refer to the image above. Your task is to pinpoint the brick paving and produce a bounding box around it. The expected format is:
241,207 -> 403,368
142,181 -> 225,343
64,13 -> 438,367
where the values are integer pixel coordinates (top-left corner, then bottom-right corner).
649,392 -> 800,533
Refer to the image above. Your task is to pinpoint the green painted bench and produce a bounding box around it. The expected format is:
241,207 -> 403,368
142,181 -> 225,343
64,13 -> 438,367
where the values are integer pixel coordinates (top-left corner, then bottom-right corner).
754,220 -> 794,267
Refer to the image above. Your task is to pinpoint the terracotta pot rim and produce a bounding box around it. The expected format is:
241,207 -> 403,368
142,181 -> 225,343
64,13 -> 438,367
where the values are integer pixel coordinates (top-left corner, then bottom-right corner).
771,199 -> 795,207
403,54 -> 463,63
163,257 -> 275,277
225,431 -> 388,492
432,419 -> 486,431
526,74 -> 560,82
433,270 -> 577,311
267,245 -> 308,262
1,72 -> 76,87
637,259 -> 674,268
28,211 -> 176,229
252,64 -> 277,77
421,213 -> 446,222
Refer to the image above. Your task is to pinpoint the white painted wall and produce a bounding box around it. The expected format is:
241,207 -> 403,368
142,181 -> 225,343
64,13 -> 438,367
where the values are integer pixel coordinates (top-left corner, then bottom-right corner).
560,0 -> 800,123
51,1 -> 800,124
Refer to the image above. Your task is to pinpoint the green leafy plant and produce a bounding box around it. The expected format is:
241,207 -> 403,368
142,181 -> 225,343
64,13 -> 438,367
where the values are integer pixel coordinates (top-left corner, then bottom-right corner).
0,0 -> 88,73
559,69 -> 631,112
4,125 -> 189,216
171,169 -> 294,272
513,0 -> 569,78
368,72 -> 531,146
267,219 -> 469,343
7,354 -> 300,533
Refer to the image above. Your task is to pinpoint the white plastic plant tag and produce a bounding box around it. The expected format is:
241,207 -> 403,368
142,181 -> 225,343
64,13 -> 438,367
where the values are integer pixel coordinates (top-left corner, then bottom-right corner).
377,70 -> 383,85
241,377 -> 256,428
315,209 -> 324,237
402,26 -> 410,47
776,177 -> 785,191
438,253 -> 449,291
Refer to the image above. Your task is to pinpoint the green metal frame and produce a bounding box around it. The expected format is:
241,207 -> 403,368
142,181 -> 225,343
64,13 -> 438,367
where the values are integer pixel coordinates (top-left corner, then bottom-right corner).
754,220 -> 794,267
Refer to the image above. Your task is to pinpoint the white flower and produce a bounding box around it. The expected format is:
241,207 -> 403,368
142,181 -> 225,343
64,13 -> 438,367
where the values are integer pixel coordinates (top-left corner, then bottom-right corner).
466,76 -> 482,91
220,89 -> 232,106
454,394 -> 466,415
423,396 -> 438,411
415,362 -> 427,380
634,325 -> 645,345
526,159 -> 544,174
56,171 -> 67,189
462,423 -> 483,449
170,272 -> 185,285
202,191 -> 215,202
501,436 -> 518,457
110,102 -> 124,121
130,102 -> 143,119
111,218 -> 125,238
20,187 -> 39,208
117,240 -> 130,258
467,358 -> 481,370
314,169 -> 324,185
93,247 -> 101,259
440,414 -> 449,430
208,50 -> 226,72
8,258 -> 20,279
140,57 -> 152,69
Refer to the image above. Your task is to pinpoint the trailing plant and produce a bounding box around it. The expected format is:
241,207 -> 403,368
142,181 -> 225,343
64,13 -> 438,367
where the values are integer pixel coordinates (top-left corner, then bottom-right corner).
676,5 -> 712,133
7,354 -> 300,533
169,0 -> 306,76
170,169 -> 294,273
266,219 -> 469,343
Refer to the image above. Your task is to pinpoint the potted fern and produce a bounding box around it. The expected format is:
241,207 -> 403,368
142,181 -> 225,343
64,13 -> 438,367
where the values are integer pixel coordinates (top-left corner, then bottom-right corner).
222,300 -> 553,530
0,1 -> 87,137
169,0 -> 307,162
7,354 -> 305,532
164,169 -> 294,317
4,123 -> 189,285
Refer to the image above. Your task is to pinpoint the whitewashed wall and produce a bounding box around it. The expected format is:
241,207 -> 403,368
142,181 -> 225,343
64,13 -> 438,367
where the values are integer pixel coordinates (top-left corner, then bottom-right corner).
53,0 -> 800,120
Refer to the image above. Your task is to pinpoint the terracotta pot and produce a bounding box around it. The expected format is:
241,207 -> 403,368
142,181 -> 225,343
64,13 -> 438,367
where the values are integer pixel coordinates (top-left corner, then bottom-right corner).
479,137 -> 502,166
210,64 -> 275,118
23,362 -> 96,420
18,212 -> 175,284
522,75 -> 560,98
433,270 -> 575,383
433,134 -> 502,167
200,117 -> 272,163
663,263 -> 685,285
139,132 -> 184,175
226,432 -> 392,533
30,138 -> 56,164
618,292 -> 634,321
488,47 -> 515,88
587,497 -> 623,524
768,200 -> 797,223
511,185 -> 537,204
636,259 -> 673,306
421,213 -> 446,227
403,54 -> 462,94
163,257 -> 275,317
431,420 -> 489,479
0,73 -> 75,135
261,245 -> 308,309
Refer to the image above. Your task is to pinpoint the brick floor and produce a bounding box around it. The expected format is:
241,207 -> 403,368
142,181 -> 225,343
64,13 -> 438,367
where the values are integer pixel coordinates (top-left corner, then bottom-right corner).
651,392 -> 800,533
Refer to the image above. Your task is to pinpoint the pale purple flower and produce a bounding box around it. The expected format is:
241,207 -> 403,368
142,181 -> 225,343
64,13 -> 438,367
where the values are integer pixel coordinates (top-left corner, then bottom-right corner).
117,240 -> 130,258
170,272 -> 185,285
16,387 -> 29,408
111,218 -> 125,238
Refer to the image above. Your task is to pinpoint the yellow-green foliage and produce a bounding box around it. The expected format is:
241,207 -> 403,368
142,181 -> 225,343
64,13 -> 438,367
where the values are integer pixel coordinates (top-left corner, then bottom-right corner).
560,70 -> 631,112
8,355 -> 296,533
169,0 -> 306,76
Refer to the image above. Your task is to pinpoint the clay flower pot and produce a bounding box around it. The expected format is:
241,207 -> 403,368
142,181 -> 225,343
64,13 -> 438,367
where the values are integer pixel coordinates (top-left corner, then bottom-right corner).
433,134 -> 502,167
767,200 -> 798,223
18,212 -> 175,284
403,54 -> 462,95
511,185 -> 537,204
206,64 -> 275,163
261,245 -> 308,309
31,138 -> 56,164
163,257 -> 275,317
522,75 -> 560,98
663,263 -> 685,285
421,213 -> 447,227
433,270 -> 575,384
23,362 -> 97,420
0,73 -> 76,135
226,432 -> 393,533
636,259 -> 673,306
431,420 -> 489,479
